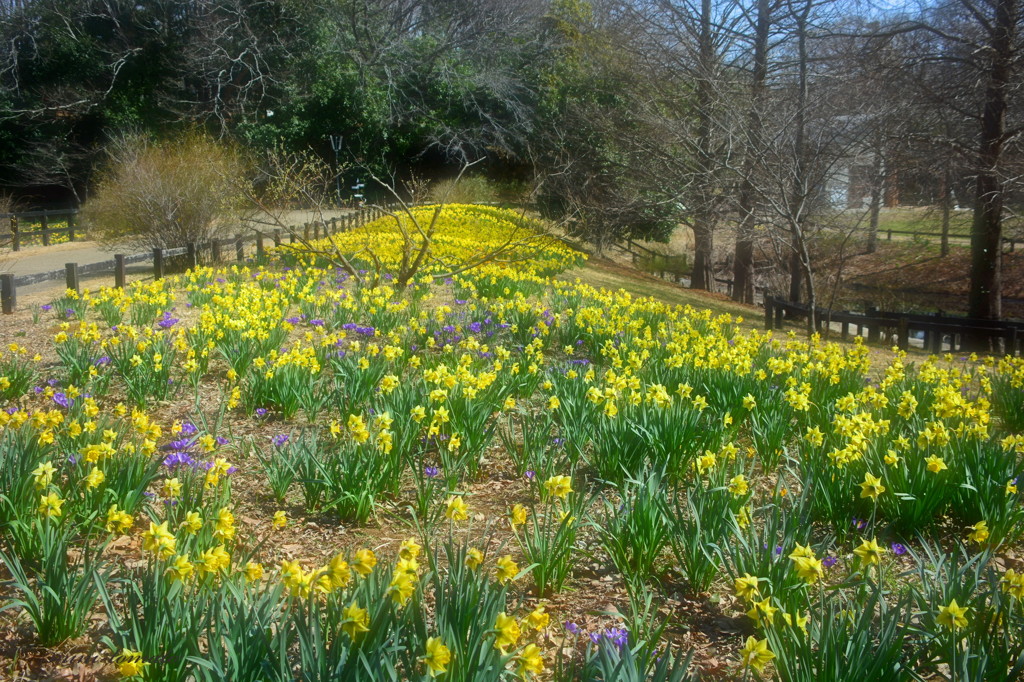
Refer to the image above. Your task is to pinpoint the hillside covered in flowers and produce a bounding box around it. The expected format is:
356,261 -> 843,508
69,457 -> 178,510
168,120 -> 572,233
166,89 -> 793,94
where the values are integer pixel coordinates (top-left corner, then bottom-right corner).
1,205 -> 1024,680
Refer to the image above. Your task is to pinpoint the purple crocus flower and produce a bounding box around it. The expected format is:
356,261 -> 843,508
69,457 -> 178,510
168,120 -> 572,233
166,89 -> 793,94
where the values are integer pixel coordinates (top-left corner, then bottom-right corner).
822,556 -> 838,569
52,392 -> 72,409
525,470 -> 536,480
272,434 -> 289,447
163,452 -> 196,468
157,311 -> 179,329
565,621 -> 580,634
424,465 -> 440,478
255,408 -> 268,417
606,627 -> 629,649
891,542 -> 907,556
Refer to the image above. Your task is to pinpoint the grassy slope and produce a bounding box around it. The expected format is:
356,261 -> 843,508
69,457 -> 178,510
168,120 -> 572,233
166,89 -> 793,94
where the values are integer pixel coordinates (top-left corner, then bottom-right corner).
563,258 -> 759,326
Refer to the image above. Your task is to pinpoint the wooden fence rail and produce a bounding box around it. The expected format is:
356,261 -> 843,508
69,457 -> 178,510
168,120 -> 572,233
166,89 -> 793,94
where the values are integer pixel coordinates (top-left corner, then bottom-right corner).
764,295 -> 1023,355
1,209 -> 81,251
880,227 -> 1021,251
0,209 -> 383,314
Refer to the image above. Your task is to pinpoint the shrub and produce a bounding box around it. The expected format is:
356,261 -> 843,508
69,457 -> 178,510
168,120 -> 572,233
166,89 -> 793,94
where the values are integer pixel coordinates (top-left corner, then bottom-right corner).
82,131 -> 245,250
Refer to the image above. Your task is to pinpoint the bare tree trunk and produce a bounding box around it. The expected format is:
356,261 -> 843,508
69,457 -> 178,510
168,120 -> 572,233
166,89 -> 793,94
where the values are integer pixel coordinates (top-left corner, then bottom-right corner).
787,0 -> 811,314
940,162 -> 952,257
691,0 -> 716,292
866,142 -> 883,254
733,0 -> 770,304
967,0 -> 1014,325
691,223 -> 714,289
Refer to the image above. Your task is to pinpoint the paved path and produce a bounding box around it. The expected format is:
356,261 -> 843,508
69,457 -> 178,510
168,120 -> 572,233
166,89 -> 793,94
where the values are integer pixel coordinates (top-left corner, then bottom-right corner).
0,241 -> 116,277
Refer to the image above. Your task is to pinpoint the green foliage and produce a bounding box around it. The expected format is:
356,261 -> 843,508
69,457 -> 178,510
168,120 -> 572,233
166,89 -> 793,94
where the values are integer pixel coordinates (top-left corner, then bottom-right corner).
0,518 -> 107,646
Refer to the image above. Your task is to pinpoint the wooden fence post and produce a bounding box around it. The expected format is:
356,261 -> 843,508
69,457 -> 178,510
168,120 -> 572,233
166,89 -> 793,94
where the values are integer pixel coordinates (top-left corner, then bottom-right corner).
256,233 -> 265,260
897,316 -> 909,351
289,230 -> 296,244
115,255 -> 126,288
764,297 -> 773,330
68,212 -> 76,241
154,248 -> 165,280
235,234 -> 244,261
10,216 -> 19,252
186,242 -> 198,269
211,239 -> 222,262
274,230 -> 282,247
41,211 -> 50,246
65,263 -> 80,293
867,307 -> 880,344
1,274 -> 14,314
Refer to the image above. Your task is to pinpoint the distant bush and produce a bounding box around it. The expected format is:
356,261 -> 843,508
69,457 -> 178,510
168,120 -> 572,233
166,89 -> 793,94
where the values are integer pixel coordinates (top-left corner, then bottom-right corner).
425,175 -> 529,205
82,132 -> 245,250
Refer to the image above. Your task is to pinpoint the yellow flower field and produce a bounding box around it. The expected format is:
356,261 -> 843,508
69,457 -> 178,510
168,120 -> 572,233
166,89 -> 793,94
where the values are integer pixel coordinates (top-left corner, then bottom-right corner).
1,205 -> 1023,680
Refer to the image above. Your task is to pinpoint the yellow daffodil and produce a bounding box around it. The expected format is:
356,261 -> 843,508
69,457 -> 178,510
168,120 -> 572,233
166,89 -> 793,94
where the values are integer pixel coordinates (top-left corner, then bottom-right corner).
38,491 -> 64,519
32,461 -> 57,489
739,636 -> 775,673
114,648 -> 148,678
445,495 -> 468,522
854,538 -> 885,566
421,636 -> 452,677
342,602 -> 371,639
493,612 -> 521,653
967,520 -> 989,544
859,472 -> 885,500
936,599 -> 969,630
734,574 -> 760,602
352,548 -> 377,576
465,547 -> 484,570
496,555 -> 519,584
517,643 -> 544,677
510,503 -> 528,527
544,475 -> 573,499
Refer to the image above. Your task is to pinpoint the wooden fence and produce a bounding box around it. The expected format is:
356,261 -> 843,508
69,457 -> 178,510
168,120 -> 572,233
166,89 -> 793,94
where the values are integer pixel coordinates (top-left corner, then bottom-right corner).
1,209 -> 80,250
764,295 -> 1023,355
1,208 -> 388,314
870,227 -> 1021,251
